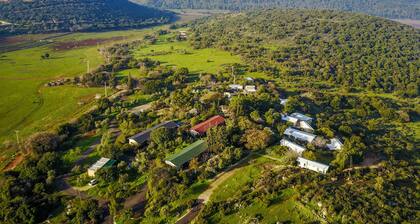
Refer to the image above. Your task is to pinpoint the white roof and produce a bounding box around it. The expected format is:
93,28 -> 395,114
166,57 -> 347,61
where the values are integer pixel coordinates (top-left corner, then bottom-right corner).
244,85 -> 256,92
284,127 -> 316,143
290,113 -> 313,122
280,139 -> 306,154
297,157 -> 329,174
245,77 -> 254,81
282,114 -> 299,124
229,84 -> 243,90
88,157 -> 110,172
327,138 -> 343,150
299,120 -> 314,131
280,98 -> 288,105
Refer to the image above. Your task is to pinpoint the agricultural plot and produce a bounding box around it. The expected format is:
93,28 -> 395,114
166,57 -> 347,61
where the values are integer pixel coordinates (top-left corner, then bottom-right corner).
0,29 -> 157,167
133,39 -> 242,74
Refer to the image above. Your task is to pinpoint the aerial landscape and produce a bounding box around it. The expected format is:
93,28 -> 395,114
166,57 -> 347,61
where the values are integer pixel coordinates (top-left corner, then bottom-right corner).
0,0 -> 418,223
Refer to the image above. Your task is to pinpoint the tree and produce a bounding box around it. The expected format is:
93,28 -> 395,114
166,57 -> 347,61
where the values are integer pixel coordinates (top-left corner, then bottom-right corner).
150,127 -> 175,149
333,135 -> 366,170
25,132 -> 59,155
241,128 -> 273,150
206,126 -> 228,153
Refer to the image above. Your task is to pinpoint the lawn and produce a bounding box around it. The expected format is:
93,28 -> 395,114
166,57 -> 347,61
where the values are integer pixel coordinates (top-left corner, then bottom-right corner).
133,39 -> 242,74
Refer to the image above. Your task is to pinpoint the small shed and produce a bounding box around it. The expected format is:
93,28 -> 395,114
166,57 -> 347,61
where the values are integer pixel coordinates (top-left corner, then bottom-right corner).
87,157 -> 116,177
244,85 -> 256,93
165,140 -> 208,168
297,157 -> 329,174
229,84 -> 243,91
327,138 -> 343,150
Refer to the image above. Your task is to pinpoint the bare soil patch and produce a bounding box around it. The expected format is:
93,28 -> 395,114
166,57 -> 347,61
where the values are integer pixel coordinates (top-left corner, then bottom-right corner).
53,37 -> 123,51
2,153 -> 24,171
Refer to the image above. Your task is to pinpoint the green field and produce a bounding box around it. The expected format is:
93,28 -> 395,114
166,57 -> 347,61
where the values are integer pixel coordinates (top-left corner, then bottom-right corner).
133,37 -> 242,74
0,28 -> 159,166
208,156 -> 317,223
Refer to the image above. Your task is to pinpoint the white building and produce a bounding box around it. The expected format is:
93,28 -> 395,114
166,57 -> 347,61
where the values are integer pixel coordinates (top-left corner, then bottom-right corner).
290,112 -> 313,124
229,84 -> 243,91
297,157 -> 329,174
299,120 -> 314,132
327,138 -> 343,150
280,98 -> 288,106
280,139 -> 306,154
244,85 -> 257,93
284,127 -> 317,143
245,77 -> 254,82
281,114 -> 299,125
87,157 -> 115,177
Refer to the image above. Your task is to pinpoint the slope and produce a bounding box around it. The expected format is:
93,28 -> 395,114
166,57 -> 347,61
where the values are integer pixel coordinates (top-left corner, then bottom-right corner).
189,9 -> 420,96
0,0 -> 175,35
137,0 -> 420,20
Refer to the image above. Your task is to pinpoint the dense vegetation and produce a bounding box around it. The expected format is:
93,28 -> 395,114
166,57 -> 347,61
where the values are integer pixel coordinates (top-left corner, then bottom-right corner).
190,10 -> 420,96
0,0 -> 175,35
138,0 -> 420,19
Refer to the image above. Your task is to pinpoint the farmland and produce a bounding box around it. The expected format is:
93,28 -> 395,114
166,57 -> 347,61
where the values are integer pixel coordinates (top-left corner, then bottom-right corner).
0,28 -> 161,168
132,35 -> 242,74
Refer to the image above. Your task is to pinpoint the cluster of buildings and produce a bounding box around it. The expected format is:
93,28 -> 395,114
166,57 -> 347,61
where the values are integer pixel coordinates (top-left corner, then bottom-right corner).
280,112 -> 343,174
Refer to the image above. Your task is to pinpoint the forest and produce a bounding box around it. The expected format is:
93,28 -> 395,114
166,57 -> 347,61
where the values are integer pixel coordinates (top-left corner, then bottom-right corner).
0,0 -> 175,35
138,0 -> 420,19
190,9 -> 420,96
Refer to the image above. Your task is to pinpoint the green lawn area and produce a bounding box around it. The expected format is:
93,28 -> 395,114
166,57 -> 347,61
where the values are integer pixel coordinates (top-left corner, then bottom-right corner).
133,39 -> 242,74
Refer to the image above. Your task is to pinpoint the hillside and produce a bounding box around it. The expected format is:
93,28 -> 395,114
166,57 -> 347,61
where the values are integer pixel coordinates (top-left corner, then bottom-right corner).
138,0 -> 420,20
0,0 -> 175,35
190,9 -> 420,96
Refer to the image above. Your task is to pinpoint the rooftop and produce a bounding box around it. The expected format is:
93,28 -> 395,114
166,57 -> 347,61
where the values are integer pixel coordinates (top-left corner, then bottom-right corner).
284,127 -> 317,143
191,115 -> 225,135
165,140 -> 208,168
88,157 -> 115,172
129,121 -> 179,144
297,157 -> 329,173
290,112 -> 313,122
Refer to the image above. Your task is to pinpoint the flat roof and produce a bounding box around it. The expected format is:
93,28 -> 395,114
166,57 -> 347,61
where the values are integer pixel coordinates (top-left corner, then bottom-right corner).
165,140 -> 208,168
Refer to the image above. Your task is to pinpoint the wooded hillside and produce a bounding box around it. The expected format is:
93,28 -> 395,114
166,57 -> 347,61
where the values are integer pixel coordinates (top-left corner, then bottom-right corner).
0,0 -> 175,35
190,10 -> 420,96
138,0 -> 420,19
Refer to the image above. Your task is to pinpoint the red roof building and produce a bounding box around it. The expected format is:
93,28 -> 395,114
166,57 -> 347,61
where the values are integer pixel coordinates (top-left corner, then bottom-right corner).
190,115 -> 225,135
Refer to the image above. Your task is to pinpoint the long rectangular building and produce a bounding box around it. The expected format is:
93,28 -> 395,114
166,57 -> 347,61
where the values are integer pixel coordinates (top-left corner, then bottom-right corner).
280,139 -> 306,154
128,121 -> 179,145
165,140 -> 208,168
190,115 -> 225,135
284,127 -> 317,143
87,157 -> 116,177
297,157 -> 329,174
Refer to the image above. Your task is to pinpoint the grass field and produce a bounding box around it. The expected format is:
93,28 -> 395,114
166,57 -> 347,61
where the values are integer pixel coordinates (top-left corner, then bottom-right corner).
0,28 -> 161,167
133,37 -> 242,74
208,156 -> 317,223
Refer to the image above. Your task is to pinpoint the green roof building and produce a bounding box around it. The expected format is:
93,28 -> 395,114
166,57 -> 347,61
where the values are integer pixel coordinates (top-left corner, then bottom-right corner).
165,140 -> 208,168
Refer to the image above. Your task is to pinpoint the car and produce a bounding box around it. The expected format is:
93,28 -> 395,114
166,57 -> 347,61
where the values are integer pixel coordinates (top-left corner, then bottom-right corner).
89,179 -> 98,186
